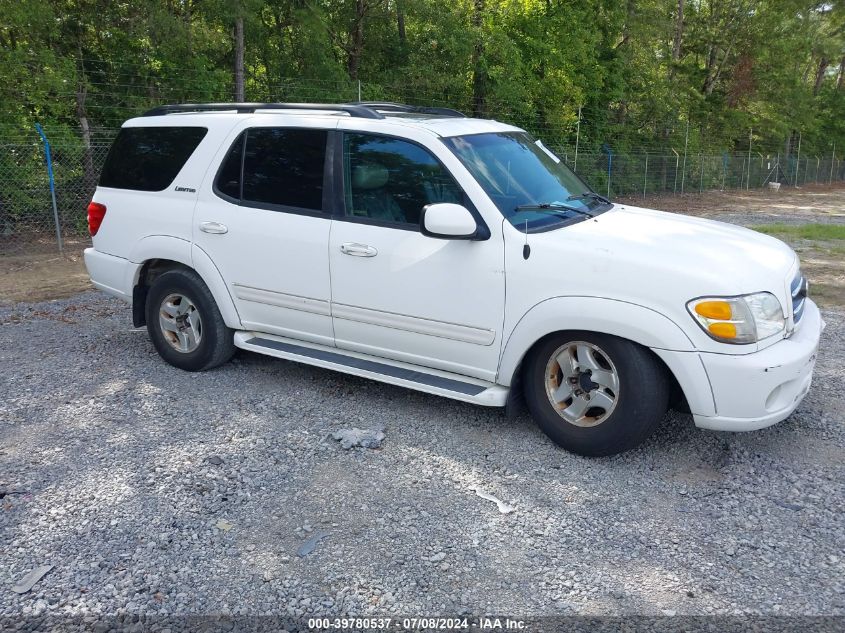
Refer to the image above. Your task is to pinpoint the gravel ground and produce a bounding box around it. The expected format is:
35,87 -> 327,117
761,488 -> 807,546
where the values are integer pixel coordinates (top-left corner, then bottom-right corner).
1,290 -> 844,629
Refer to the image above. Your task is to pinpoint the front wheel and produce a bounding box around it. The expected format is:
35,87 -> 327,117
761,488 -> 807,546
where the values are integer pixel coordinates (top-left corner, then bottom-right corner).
523,332 -> 669,456
145,268 -> 235,372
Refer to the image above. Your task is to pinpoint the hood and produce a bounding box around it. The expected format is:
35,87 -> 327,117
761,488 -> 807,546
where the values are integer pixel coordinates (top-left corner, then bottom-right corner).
508,203 -> 799,351
572,204 -> 798,292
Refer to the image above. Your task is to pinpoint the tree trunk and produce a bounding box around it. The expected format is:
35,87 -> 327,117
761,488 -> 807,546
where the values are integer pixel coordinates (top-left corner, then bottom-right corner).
669,0 -> 684,80
838,55 -> 844,91
234,15 -> 245,101
703,45 -> 718,94
702,23 -> 738,97
347,0 -> 366,80
184,0 -> 193,56
75,65 -> 96,194
813,57 -> 829,95
534,0 -> 551,129
619,0 -> 635,50
470,0 -> 486,118
396,0 -> 406,45
783,132 -> 794,183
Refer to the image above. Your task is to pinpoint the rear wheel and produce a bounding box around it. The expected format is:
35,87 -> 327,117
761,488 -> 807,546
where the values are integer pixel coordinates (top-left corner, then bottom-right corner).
145,269 -> 235,372
523,332 -> 669,456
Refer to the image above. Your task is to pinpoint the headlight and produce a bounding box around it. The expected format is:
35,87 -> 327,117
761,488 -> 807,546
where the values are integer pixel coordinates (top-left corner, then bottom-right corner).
687,292 -> 785,344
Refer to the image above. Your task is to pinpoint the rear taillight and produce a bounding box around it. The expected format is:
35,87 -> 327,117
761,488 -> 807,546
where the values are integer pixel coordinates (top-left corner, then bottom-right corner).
87,202 -> 107,236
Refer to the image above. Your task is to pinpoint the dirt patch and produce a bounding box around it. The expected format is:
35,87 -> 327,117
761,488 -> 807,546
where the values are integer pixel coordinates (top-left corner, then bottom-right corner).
0,250 -> 92,305
618,181 -> 845,219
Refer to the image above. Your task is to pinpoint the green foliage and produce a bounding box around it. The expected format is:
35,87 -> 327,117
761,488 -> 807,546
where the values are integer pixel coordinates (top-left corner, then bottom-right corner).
0,0 -> 843,230
1,0 -> 842,152
753,223 -> 845,240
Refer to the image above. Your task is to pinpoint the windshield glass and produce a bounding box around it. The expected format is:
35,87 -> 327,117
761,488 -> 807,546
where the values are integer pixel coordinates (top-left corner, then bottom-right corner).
443,132 -> 611,231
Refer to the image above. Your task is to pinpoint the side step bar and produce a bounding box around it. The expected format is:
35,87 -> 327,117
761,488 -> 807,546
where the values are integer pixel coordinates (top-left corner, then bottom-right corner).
233,332 -> 509,407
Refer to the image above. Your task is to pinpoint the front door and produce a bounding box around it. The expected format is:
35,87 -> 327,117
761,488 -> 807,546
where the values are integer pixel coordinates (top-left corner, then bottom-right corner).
194,120 -> 336,346
328,130 -> 505,382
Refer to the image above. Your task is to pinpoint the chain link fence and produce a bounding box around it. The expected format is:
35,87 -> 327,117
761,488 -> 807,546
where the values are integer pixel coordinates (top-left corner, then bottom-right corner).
564,150 -> 845,199
1,130 -> 843,256
0,141 -> 110,254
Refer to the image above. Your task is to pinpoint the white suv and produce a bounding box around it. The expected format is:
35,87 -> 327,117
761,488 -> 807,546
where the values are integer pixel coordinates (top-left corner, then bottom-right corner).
84,102 -> 824,456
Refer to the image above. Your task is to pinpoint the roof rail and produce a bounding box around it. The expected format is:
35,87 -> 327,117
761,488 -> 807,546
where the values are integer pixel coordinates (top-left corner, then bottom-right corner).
349,101 -> 466,118
142,102 -> 385,119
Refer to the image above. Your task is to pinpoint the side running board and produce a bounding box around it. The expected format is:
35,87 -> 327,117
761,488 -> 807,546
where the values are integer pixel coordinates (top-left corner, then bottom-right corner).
233,332 -> 509,407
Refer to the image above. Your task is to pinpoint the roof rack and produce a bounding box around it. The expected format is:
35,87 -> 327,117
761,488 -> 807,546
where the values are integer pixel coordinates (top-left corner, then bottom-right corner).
142,101 -> 467,119
349,101 -> 466,118
142,102 -> 385,119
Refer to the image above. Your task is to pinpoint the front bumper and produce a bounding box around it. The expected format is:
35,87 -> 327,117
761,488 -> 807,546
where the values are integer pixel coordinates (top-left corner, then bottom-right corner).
692,298 -> 824,431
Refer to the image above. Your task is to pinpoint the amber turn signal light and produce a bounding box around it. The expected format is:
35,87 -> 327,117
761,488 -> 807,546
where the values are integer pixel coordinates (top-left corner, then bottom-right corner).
694,300 -> 732,320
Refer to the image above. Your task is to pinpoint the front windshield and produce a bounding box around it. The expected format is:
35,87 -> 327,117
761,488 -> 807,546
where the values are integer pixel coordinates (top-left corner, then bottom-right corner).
443,132 -> 611,231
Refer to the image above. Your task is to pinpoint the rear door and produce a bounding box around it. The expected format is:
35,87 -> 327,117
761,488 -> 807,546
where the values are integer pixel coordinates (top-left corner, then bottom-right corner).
193,118 -> 337,346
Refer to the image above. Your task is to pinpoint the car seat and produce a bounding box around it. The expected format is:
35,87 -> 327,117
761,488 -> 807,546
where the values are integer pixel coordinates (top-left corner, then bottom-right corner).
350,164 -> 405,223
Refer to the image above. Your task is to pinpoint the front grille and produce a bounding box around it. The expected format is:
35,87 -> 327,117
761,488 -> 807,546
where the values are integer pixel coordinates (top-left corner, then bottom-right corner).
791,271 -> 807,325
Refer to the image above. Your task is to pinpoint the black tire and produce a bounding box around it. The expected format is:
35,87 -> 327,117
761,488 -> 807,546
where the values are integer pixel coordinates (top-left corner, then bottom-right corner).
522,331 -> 669,456
145,268 -> 235,372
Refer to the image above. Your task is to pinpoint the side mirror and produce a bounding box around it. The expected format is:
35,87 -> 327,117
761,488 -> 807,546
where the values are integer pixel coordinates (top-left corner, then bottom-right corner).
421,203 -> 486,240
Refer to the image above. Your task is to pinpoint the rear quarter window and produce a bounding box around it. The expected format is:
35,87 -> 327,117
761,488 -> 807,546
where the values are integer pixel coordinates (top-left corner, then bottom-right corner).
99,126 -> 208,191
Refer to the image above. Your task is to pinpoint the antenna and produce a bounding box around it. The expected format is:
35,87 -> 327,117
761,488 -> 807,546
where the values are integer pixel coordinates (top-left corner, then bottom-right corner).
523,219 -> 531,259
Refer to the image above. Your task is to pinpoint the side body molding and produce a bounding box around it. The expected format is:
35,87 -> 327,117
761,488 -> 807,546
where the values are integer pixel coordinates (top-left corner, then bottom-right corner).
496,296 -> 696,386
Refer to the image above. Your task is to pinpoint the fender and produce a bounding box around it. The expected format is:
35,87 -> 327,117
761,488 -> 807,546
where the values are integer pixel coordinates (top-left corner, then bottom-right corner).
124,235 -> 242,330
496,296 -> 696,386
126,235 -> 192,287
190,244 -> 243,329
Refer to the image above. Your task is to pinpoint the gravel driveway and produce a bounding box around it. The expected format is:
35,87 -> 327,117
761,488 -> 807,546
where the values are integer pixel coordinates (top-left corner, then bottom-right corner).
1,292 -> 843,627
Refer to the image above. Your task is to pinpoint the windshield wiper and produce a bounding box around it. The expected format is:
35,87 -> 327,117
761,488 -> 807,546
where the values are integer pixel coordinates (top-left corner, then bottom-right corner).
514,202 -> 595,218
566,191 -> 612,206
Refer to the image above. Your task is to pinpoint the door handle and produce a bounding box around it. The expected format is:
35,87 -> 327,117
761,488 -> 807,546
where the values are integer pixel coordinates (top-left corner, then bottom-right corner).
199,221 -> 228,235
340,242 -> 378,257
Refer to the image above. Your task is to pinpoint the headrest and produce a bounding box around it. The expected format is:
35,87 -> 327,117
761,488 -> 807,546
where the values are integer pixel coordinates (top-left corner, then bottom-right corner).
352,164 -> 389,190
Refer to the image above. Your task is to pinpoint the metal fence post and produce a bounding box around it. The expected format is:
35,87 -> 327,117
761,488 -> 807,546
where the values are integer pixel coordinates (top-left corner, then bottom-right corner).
794,131 -> 801,187
699,154 -> 704,193
574,105 -> 581,173
602,144 -> 613,198
643,154 -> 648,199
34,123 -> 64,254
831,143 -> 836,184
672,149 -> 680,194
680,120 -> 689,193
747,128 -> 752,191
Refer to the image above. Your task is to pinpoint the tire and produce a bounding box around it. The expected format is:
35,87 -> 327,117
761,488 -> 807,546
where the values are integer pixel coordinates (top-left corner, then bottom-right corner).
145,268 -> 235,372
522,331 -> 669,456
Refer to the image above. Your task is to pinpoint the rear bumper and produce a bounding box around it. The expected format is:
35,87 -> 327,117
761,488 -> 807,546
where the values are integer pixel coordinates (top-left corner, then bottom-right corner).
692,299 -> 824,431
83,248 -> 133,302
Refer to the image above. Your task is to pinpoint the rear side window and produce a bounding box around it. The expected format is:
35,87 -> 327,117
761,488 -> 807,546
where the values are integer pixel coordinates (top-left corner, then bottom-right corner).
216,134 -> 244,199
99,127 -> 207,191
214,128 -> 328,212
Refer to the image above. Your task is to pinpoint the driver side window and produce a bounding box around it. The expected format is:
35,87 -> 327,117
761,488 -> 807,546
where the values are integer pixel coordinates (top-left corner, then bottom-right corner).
343,133 -> 462,227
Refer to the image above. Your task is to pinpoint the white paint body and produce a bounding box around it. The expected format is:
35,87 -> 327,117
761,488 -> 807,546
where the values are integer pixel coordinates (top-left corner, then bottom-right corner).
84,109 -> 824,433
